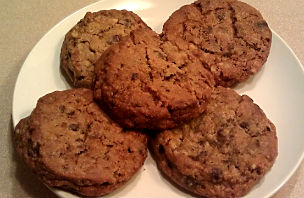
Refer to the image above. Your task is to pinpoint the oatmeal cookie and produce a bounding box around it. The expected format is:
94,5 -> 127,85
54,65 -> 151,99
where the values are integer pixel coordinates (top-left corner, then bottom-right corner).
14,89 -> 148,197
162,0 -> 272,87
94,28 -> 215,130
150,87 -> 278,198
60,10 -> 149,88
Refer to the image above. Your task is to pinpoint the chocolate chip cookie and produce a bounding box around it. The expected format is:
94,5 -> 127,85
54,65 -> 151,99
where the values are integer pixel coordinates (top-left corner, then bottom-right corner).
14,89 -> 148,197
60,10 -> 149,88
150,87 -> 278,198
162,0 -> 272,87
94,28 -> 215,130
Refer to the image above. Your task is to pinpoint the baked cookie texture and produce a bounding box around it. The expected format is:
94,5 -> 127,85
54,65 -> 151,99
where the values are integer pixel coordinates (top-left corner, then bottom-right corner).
14,89 -> 148,197
150,87 -> 278,198
162,0 -> 272,87
60,10 -> 149,88
94,28 -> 215,130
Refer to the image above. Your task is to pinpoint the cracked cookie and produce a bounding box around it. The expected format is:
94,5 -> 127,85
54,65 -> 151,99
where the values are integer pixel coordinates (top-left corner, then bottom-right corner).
162,0 -> 272,87
14,88 -> 148,197
94,28 -> 215,130
149,87 -> 278,198
60,10 -> 149,88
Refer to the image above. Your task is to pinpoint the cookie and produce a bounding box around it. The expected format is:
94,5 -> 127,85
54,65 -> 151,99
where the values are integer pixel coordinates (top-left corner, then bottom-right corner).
94,28 -> 215,130
162,0 -> 272,87
150,87 -> 278,198
14,89 -> 148,197
60,10 -> 149,88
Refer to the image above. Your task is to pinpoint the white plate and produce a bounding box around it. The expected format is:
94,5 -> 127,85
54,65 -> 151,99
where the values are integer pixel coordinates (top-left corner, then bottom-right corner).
12,0 -> 304,197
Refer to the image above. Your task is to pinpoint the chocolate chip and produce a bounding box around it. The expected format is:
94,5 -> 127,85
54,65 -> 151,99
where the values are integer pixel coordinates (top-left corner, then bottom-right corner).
178,64 -> 186,69
184,176 -> 198,189
76,138 -> 84,142
29,127 -> 34,135
256,166 -> 262,175
167,160 -> 174,169
67,111 -> 75,116
211,168 -> 222,181
69,123 -> 79,131
217,129 -> 229,144
100,182 -> 110,186
131,73 -> 138,80
59,105 -> 65,113
112,35 -> 120,42
77,148 -> 88,155
158,144 -> 165,154
27,139 -> 40,157
118,18 -> 131,26
164,73 -> 175,81
190,155 -> 199,161
107,35 -> 120,45
77,75 -> 85,81
216,9 -> 225,21
240,121 -> 249,129
256,21 -> 268,29
149,72 -> 153,80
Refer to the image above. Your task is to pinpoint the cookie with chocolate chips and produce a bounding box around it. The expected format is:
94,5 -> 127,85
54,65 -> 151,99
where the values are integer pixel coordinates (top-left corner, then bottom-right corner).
94,28 -> 215,130
60,10 -> 149,88
150,87 -> 278,198
14,88 -> 148,197
162,0 -> 272,87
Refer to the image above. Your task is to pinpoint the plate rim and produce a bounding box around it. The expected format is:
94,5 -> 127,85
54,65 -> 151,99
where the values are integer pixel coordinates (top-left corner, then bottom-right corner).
263,30 -> 304,198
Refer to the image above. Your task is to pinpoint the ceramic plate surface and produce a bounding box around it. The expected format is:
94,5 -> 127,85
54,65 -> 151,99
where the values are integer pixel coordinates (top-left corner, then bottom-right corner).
12,0 -> 304,197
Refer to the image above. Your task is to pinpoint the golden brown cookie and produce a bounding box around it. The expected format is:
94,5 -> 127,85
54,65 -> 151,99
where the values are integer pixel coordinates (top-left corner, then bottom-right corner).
162,0 -> 272,87
150,87 -> 278,198
94,28 -> 215,130
60,10 -> 149,88
14,89 -> 148,197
